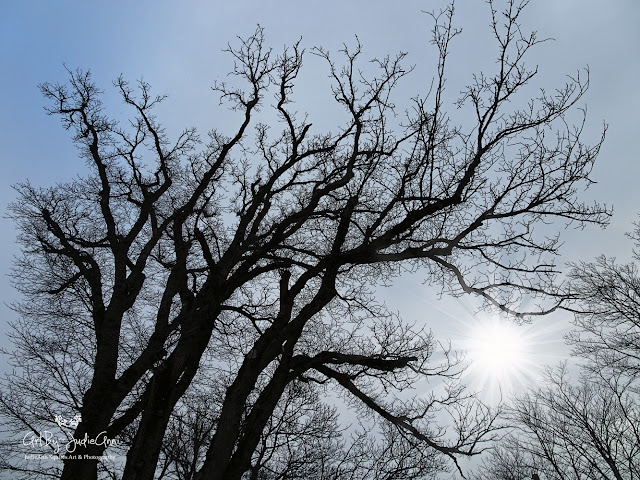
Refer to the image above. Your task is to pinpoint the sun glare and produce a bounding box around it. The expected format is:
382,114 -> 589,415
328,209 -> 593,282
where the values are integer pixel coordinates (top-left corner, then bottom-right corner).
376,278 -> 570,403
462,316 -> 537,401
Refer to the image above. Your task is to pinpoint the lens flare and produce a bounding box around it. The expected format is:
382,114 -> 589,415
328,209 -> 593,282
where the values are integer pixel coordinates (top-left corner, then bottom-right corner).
461,315 -> 537,402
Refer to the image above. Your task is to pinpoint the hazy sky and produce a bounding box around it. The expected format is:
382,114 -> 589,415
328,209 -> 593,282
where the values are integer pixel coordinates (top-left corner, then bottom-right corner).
1,0 -> 639,392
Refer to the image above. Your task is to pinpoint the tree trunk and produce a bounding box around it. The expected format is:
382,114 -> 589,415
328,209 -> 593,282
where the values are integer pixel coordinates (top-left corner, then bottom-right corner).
121,367 -> 176,480
121,314 -> 214,480
221,356 -> 293,480
60,385 -> 118,480
60,417 -> 109,480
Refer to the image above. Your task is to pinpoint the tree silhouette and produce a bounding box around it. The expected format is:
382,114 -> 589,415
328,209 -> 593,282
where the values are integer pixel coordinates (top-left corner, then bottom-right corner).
474,222 -> 640,480
0,1 -> 609,479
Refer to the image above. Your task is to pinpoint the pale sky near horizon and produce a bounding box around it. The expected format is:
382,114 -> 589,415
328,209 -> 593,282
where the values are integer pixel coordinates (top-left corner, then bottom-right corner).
1,0 -> 639,396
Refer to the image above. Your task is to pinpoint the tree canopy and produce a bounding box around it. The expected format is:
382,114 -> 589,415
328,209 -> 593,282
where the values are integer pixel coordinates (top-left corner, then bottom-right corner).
0,2 -> 609,479
474,222 -> 640,480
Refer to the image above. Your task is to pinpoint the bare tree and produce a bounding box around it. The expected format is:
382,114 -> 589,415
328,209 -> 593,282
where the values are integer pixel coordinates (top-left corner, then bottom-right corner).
565,223 -> 640,380
157,345 -> 468,480
472,441 -> 539,480
0,1 -> 609,479
474,222 -> 640,480
502,365 -> 638,480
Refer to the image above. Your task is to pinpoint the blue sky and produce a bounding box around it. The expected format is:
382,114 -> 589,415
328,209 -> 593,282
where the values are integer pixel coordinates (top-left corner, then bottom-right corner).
1,0 -> 639,388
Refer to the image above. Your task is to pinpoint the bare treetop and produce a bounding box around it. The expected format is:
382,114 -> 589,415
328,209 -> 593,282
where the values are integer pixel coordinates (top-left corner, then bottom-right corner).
1,2 -> 609,480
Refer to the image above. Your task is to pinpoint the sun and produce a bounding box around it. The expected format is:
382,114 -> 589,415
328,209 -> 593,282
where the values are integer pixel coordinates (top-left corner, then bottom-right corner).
461,315 -> 537,402
468,319 -> 526,371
